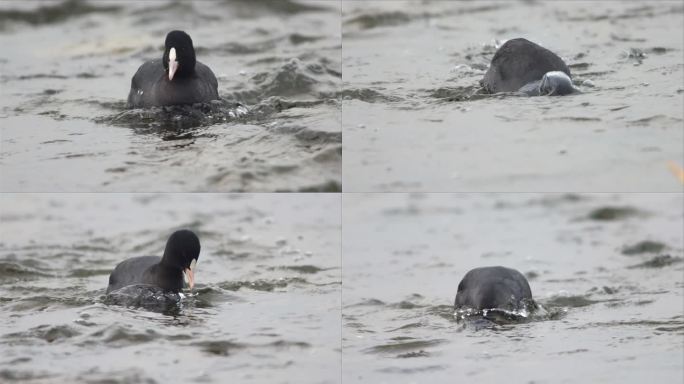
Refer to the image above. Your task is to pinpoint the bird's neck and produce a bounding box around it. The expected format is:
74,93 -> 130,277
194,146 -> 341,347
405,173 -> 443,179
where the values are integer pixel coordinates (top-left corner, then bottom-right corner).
153,262 -> 183,292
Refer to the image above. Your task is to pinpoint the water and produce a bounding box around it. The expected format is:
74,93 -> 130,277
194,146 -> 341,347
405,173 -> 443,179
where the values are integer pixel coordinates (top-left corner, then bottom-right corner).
342,193 -> 683,382
0,0 -> 341,192
0,193 -> 341,383
342,1 -> 684,191
1,1 -> 683,383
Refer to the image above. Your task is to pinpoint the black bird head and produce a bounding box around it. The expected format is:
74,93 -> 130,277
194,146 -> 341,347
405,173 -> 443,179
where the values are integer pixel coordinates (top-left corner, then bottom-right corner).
161,229 -> 200,288
162,30 -> 197,81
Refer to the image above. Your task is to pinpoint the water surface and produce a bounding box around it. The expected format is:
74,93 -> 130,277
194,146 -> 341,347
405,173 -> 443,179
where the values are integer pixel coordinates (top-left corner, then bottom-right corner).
0,193 -> 341,383
342,1 -> 684,191
0,0 -> 341,192
342,193 -> 683,382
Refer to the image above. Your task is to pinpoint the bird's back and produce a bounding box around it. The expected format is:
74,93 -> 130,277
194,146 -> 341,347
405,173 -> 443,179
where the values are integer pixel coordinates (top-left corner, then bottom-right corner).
106,255 -> 160,293
126,59 -> 218,108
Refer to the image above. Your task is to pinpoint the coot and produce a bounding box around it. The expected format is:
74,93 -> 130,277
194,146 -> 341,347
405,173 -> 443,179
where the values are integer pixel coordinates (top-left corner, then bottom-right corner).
454,266 -> 535,311
480,38 -> 576,96
127,31 -> 219,108
106,229 -> 200,293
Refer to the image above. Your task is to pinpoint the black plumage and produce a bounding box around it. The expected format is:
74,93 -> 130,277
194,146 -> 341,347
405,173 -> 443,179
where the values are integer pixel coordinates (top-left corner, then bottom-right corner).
127,31 -> 218,108
454,266 -> 534,311
107,229 -> 200,293
480,38 -> 571,93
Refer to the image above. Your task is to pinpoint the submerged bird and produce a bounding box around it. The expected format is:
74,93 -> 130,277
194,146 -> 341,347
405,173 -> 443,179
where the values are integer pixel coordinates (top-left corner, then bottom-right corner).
127,30 -> 219,108
480,38 -> 577,96
106,229 -> 200,293
454,266 -> 536,312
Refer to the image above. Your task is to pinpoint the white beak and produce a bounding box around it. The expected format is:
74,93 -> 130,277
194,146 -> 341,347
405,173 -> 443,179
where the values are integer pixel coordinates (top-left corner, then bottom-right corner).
183,258 -> 197,289
168,47 -> 178,81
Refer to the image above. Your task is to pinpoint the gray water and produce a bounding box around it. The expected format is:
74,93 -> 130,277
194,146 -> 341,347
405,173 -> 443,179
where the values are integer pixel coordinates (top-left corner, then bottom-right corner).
342,193 -> 683,382
1,1 -> 683,383
0,0 -> 341,192
342,1 -> 684,192
0,194 -> 341,383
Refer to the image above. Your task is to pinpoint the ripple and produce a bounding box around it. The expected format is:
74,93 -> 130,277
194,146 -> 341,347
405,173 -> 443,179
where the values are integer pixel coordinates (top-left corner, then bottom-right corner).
345,298 -> 386,308
194,339 -> 247,356
272,265 -> 327,274
0,0 -> 120,30
4,324 -> 80,343
193,337 -> 312,357
344,11 -> 412,31
98,326 -> 160,346
378,365 -> 447,373
586,206 -> 644,221
582,319 -> 684,334
388,300 -> 427,310
0,261 -> 53,281
218,277 -> 309,292
627,255 -> 683,269
227,0 -> 333,17
622,240 -> 667,255
427,85 -> 486,102
69,268 -> 113,277
292,180 -> 342,193
363,338 -> 448,354
5,294 -> 95,312
231,58 -> 340,104
544,295 -> 599,308
103,285 -> 181,312
341,88 -> 402,103
0,369 -> 53,382
96,100 -> 250,130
